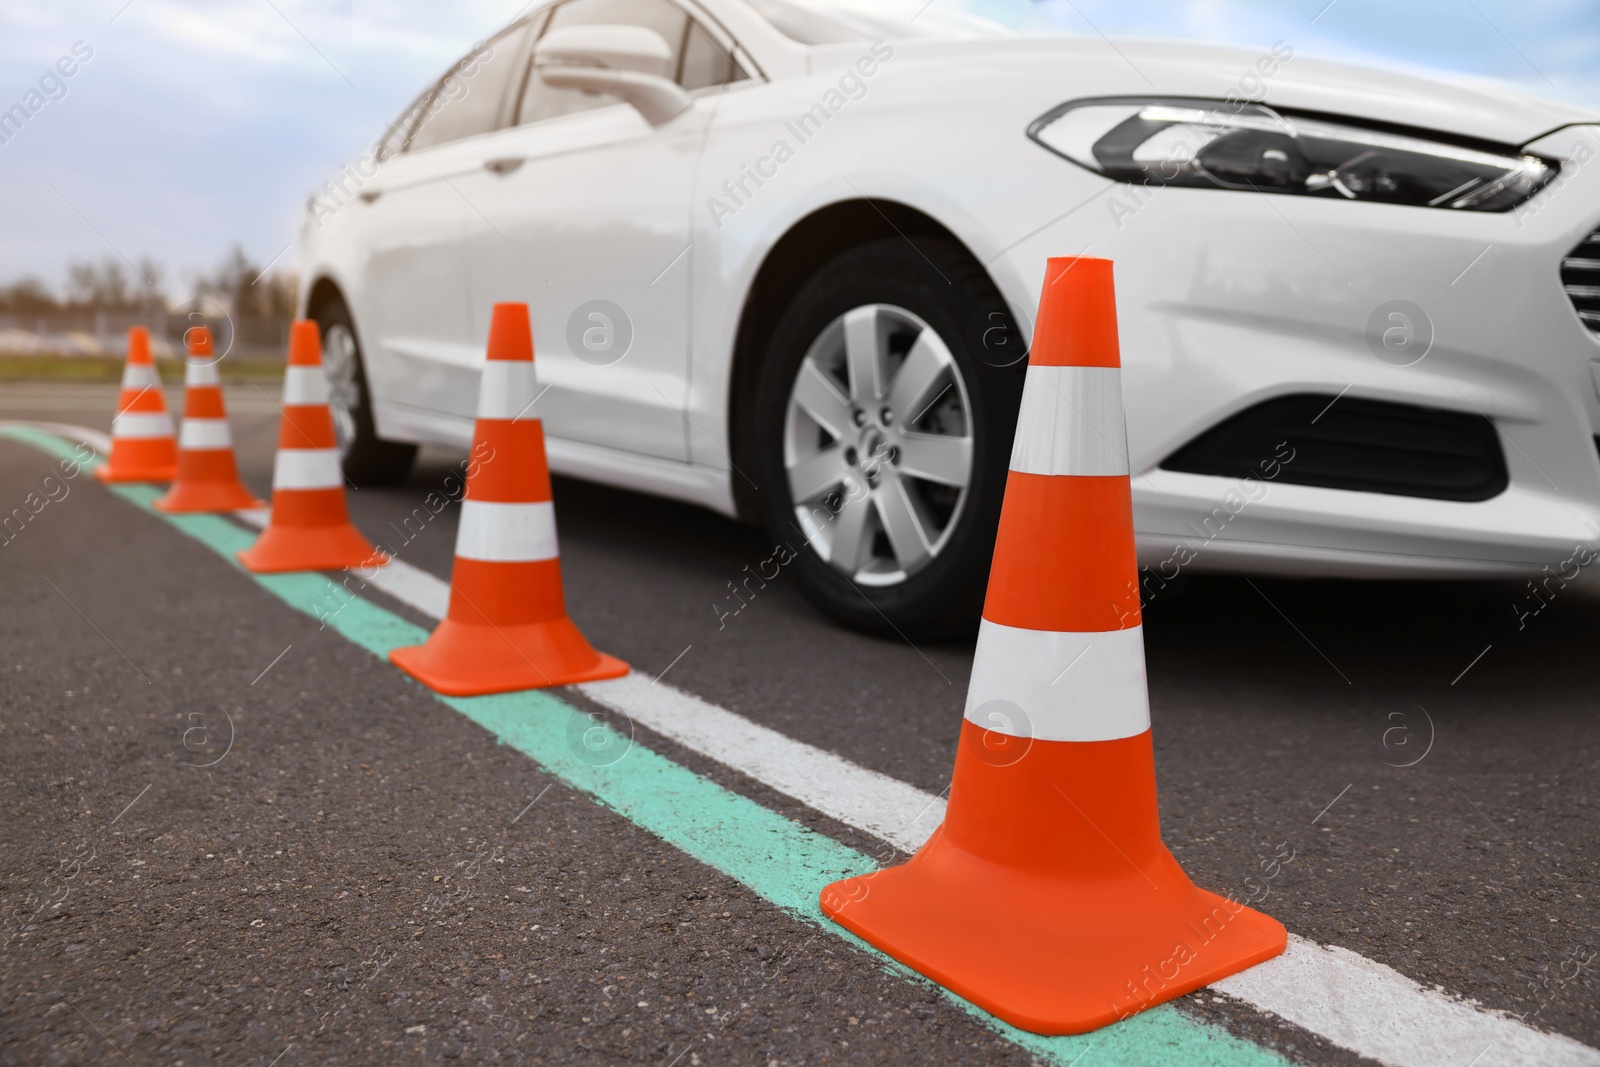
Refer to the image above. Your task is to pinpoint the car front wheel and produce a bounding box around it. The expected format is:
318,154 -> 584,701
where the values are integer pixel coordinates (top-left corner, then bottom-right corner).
311,295 -> 417,487
752,238 -> 1026,640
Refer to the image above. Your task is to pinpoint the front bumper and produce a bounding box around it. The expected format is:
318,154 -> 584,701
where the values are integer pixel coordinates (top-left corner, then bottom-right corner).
1002,123 -> 1600,579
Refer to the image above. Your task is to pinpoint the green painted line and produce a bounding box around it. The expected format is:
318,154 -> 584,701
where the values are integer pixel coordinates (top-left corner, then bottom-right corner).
3,427 -> 1289,1067
3,424 -> 102,466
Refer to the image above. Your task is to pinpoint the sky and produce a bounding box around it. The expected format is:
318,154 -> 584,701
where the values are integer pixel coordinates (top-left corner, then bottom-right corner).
0,0 -> 1596,300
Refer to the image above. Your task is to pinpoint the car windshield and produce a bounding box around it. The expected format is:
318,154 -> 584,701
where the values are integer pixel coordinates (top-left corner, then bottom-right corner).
744,0 -> 1010,44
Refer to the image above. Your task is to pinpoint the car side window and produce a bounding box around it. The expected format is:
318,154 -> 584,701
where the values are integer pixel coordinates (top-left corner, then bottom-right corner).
679,18 -> 748,91
375,87 -> 431,163
406,20 -> 532,153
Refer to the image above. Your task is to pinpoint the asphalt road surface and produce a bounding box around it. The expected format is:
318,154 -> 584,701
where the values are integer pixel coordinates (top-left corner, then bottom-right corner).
1,383 -> 1596,1067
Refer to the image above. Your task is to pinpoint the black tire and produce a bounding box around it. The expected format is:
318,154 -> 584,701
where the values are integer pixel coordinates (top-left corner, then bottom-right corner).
310,295 -> 417,487
750,238 -> 1026,641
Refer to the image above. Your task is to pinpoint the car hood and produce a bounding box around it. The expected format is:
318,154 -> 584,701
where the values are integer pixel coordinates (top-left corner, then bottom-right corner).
816,35 -> 1598,147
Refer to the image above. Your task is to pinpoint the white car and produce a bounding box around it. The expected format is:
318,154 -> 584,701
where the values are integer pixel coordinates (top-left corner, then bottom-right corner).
299,0 -> 1600,637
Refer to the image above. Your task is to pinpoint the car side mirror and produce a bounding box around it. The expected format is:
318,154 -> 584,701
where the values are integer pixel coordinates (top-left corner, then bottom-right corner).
534,25 -> 692,126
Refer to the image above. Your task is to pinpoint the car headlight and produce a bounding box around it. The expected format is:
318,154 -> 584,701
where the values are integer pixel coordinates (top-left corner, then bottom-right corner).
1028,97 -> 1557,212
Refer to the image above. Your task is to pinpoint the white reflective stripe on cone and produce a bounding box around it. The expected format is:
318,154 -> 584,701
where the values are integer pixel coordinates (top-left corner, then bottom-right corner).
121,365 -> 159,389
184,360 -> 221,387
273,448 -> 343,490
1009,365 -> 1129,478
111,411 -> 174,439
282,365 -> 331,406
963,619 -> 1150,742
455,499 -> 559,562
477,361 -> 542,421
179,418 -> 232,450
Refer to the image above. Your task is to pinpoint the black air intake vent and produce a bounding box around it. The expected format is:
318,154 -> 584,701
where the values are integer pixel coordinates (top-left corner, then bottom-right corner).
1564,221 -> 1600,336
1162,394 -> 1508,502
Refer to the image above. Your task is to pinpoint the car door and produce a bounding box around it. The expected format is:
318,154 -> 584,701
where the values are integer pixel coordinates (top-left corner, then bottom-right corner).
451,0 -> 752,462
357,18 -> 538,424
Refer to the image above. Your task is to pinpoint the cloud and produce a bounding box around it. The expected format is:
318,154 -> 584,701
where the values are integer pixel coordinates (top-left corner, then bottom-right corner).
0,0 -> 517,292
0,0 -> 1594,296
960,0 -> 1600,107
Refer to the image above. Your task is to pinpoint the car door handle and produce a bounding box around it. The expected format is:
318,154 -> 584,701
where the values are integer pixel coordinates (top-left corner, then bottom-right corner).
484,157 -> 524,176
358,189 -> 381,203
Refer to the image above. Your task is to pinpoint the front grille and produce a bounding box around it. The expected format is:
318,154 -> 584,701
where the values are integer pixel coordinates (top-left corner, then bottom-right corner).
1565,221 -> 1600,336
1162,394 -> 1509,502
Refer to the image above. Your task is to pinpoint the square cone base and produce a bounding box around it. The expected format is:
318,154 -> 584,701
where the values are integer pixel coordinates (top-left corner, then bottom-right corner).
822,845 -> 1286,1035
237,523 -> 387,574
390,617 -> 628,696
153,483 -> 265,513
95,463 -> 178,484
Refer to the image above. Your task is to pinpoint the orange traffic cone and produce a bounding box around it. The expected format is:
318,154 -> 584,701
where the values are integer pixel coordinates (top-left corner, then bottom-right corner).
153,326 -> 265,514
238,321 -> 385,573
95,326 -> 178,483
820,258 -> 1285,1035
389,303 -> 627,695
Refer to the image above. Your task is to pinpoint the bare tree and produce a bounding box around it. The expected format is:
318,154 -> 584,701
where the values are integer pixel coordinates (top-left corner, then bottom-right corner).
62,256 -> 163,310
135,257 -> 165,309
0,277 -> 60,314
190,243 -> 298,349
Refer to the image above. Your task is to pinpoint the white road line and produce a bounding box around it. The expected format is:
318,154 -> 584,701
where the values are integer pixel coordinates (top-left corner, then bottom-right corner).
238,499 -> 942,846
1214,936 -> 1600,1067
211,497 -> 1600,1067
212,465 -> 1600,1067
278,507 -> 1598,1067
362,557 -> 452,619
23,420 -> 1597,1067
237,493 -> 947,849
578,671 -> 946,853
245,500 -> 945,849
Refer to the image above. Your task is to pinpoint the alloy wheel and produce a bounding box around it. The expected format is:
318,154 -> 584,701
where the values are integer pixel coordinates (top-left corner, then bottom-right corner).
783,304 -> 974,587
321,322 -> 362,457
